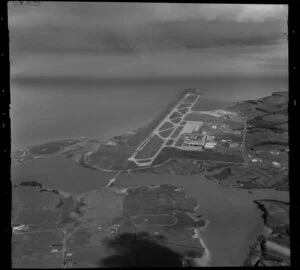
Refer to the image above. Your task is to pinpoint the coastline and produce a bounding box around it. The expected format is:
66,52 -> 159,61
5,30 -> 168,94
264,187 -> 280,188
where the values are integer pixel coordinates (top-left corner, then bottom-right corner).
191,221 -> 211,266
11,89 -> 289,267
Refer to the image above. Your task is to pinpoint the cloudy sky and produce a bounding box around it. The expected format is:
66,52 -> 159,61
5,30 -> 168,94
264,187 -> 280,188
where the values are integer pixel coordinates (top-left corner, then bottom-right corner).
8,2 -> 288,81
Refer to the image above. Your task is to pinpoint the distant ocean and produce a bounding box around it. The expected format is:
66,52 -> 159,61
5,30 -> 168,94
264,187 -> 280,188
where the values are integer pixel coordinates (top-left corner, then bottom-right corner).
10,76 -> 288,150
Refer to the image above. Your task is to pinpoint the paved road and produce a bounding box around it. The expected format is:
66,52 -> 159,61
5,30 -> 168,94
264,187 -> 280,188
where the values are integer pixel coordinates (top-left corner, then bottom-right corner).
59,228 -> 67,268
241,119 -> 250,167
106,170 -> 122,188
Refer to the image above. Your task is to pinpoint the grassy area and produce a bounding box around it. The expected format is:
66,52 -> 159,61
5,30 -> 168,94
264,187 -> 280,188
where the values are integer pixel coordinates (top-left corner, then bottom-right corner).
124,185 -> 198,217
227,91 -> 288,118
144,159 -> 204,175
58,197 -> 76,225
88,144 -> 133,170
177,108 -> 188,114
256,104 -> 279,114
205,163 -> 233,173
246,132 -> 288,150
215,133 -> 243,143
223,119 -> 244,129
252,144 -> 286,151
29,144 -> 61,155
262,114 -> 287,124
182,94 -> 198,103
275,123 -> 288,132
12,252 -> 62,268
191,98 -> 233,111
28,139 -> 81,155
152,147 -> 244,165
159,128 -> 175,138
12,230 -> 63,256
13,209 -> 59,226
171,126 -> 184,139
169,111 -> 181,119
170,117 -> 181,124
248,117 -> 279,129
206,167 -> 232,181
13,184 -> 60,210
254,200 -> 289,229
178,103 -> 192,109
227,102 -> 253,113
135,135 -> 164,159
219,166 -> 289,189
166,139 -> 175,146
159,121 -> 174,131
256,151 -> 288,164
132,215 -> 177,226
184,113 -> 218,122
248,112 -> 288,134
137,159 -> 152,163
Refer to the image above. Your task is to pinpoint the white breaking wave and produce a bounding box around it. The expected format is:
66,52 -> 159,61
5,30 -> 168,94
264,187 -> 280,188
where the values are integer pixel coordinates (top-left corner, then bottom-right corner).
191,225 -> 212,267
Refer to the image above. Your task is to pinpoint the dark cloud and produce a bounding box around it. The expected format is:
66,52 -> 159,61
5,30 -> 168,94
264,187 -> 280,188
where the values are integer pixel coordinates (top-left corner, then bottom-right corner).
153,4 -> 287,23
137,19 -> 285,51
8,3 -> 288,79
9,3 -> 287,55
10,24 -> 136,55
9,16 -> 286,56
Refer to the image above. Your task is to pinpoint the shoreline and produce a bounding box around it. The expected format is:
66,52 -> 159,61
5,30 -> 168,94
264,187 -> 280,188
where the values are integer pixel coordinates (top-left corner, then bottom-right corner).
11,136 -> 89,152
191,222 -> 211,266
12,89 -> 289,267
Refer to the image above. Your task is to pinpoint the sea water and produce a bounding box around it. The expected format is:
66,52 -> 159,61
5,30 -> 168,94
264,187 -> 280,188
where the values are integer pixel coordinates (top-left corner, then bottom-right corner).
10,77 -> 288,150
